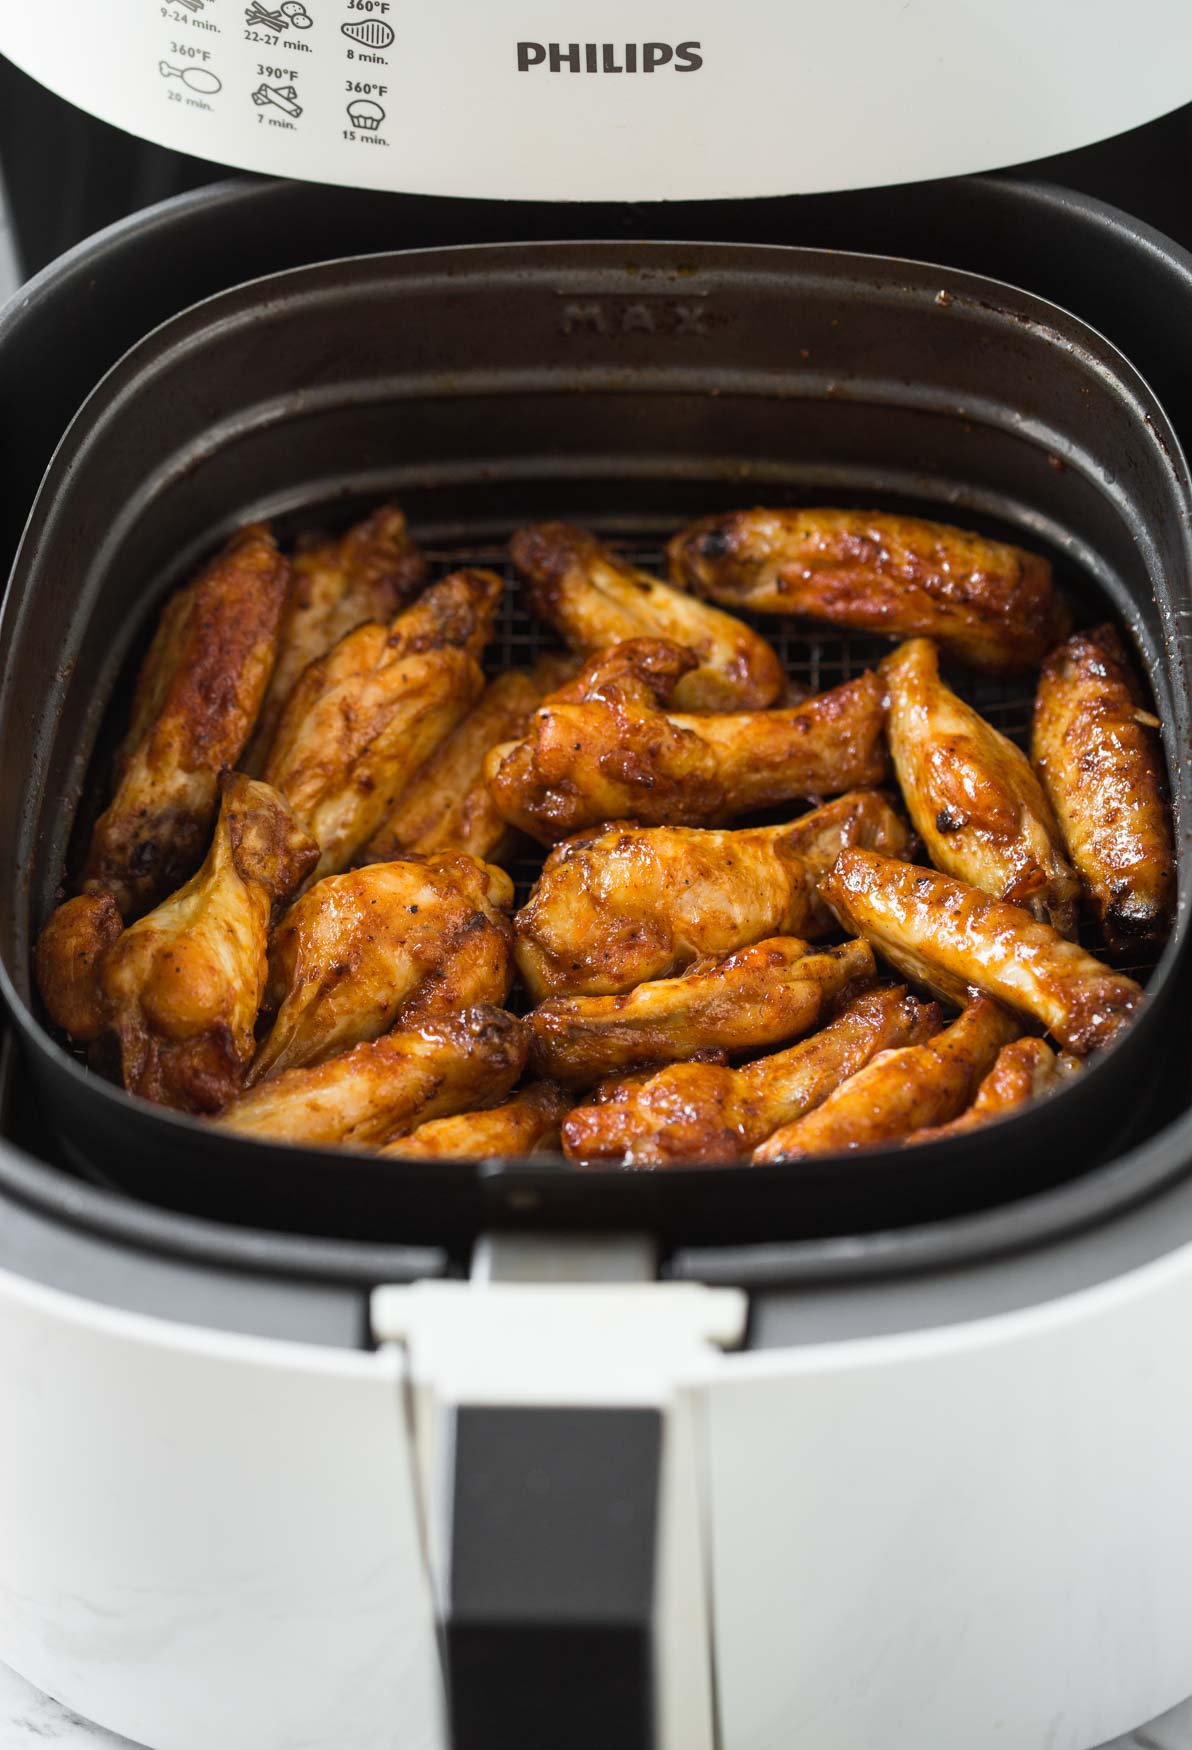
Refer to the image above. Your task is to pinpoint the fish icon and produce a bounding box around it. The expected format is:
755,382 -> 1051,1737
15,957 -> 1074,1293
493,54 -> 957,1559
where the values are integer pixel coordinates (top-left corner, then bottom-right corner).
341,18 -> 394,48
159,60 -> 223,94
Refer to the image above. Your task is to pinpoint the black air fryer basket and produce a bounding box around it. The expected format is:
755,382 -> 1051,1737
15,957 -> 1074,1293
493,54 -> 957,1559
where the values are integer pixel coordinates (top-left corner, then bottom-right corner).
0,240 -> 1189,1248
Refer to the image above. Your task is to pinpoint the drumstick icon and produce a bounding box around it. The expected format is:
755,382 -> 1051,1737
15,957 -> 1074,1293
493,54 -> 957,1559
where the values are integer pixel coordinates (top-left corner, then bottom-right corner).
159,60 -> 223,94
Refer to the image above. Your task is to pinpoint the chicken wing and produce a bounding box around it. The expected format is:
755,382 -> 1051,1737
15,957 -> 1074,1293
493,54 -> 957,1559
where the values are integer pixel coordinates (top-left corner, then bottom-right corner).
882,637 -> 1079,933
907,1038 -> 1079,1145
754,995 -> 1020,1161
34,891 -> 123,1042
252,853 -> 514,1082
530,936 -> 874,1086
564,984 -> 939,1167
363,656 -> 574,864
511,521 -> 785,710
1032,624 -> 1175,953
97,775 -> 317,1112
515,793 -> 911,1001
667,508 -> 1070,676
245,504 -> 426,770
81,524 -> 290,917
821,849 -> 1144,1054
486,638 -> 888,842
263,569 -> 500,878
216,1005 -> 528,1147
381,1081 -> 570,1159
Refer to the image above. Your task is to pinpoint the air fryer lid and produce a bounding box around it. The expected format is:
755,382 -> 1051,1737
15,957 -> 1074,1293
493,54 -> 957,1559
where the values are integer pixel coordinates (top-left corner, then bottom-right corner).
2,2 -> 1192,201
1,240 -> 1189,1247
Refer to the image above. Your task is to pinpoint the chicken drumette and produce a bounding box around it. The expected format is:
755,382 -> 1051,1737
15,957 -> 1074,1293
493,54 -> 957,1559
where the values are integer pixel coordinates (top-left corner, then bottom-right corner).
96,774 -> 317,1112
882,637 -> 1078,934
252,852 -> 514,1082
511,522 -> 786,710
81,524 -> 290,917
563,984 -> 939,1167
667,508 -> 1070,675
1032,624 -> 1175,954
263,568 -> 500,878
515,792 -> 911,1000
486,639 -> 888,842
821,849 -> 1144,1054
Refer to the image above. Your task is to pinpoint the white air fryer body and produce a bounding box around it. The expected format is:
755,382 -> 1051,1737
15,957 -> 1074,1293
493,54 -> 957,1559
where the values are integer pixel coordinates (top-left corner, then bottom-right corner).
5,1210 -> 1192,1750
2,0 -> 1192,200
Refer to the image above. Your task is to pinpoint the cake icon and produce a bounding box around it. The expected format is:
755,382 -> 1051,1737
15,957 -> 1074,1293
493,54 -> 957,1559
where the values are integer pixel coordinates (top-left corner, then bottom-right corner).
346,98 -> 385,130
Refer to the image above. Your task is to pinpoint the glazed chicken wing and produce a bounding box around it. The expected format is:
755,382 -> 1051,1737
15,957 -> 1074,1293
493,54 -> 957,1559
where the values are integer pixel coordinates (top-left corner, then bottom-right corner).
754,995 -> 1020,1161
529,936 -> 874,1086
381,1081 -> 570,1159
515,793 -> 912,1001
81,524 -> 290,917
511,521 -> 785,710
363,656 -> 574,864
1032,624 -> 1175,953
821,849 -> 1144,1054
217,1005 -> 528,1147
252,853 -> 513,1082
97,775 -> 317,1112
34,891 -> 123,1043
667,508 -> 1069,676
563,984 -> 939,1167
245,504 -> 426,770
882,638 -> 1079,933
486,638 -> 888,842
263,569 -> 500,878
907,1038 -> 1079,1146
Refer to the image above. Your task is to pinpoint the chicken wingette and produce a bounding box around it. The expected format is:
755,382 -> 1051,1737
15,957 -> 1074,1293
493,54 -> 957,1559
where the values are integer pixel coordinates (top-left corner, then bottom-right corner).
1032,624 -> 1175,954
485,639 -> 888,842
529,936 -> 874,1086
34,891 -> 123,1043
81,524 -> 290,917
753,996 -> 1020,1161
511,521 -> 786,710
907,1038 -> 1079,1145
245,503 -> 426,771
515,792 -> 911,1001
216,1005 -> 528,1147
363,655 -> 574,864
380,1081 -> 570,1159
97,775 -> 317,1112
252,853 -> 514,1082
881,637 -> 1079,934
667,508 -> 1070,676
562,984 -> 939,1167
263,568 -> 500,878
821,849 -> 1144,1054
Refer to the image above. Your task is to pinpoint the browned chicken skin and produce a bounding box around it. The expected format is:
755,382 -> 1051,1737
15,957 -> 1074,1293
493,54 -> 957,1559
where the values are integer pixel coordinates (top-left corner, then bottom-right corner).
244,504 -> 427,771
530,936 -> 874,1087
1032,624 -> 1175,954
364,656 -> 574,864
97,775 -> 318,1113
34,892 -> 124,1043
667,508 -> 1070,676
486,639 -> 888,843
907,1038 -> 1079,1145
380,1081 -> 570,1159
564,984 -> 939,1167
821,849 -> 1144,1054
514,793 -> 909,1002
882,637 -> 1079,934
216,1005 -> 528,1147
253,853 -> 514,1082
82,524 -> 290,917
511,522 -> 786,710
263,569 -> 500,878
754,995 -> 1020,1161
